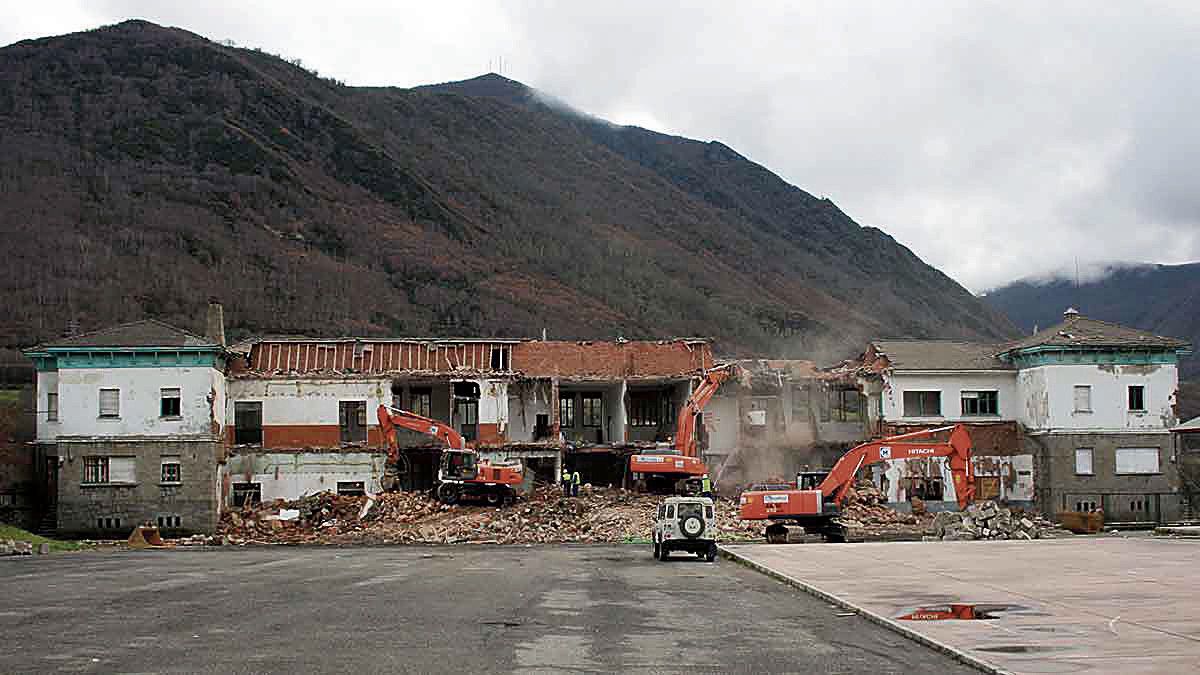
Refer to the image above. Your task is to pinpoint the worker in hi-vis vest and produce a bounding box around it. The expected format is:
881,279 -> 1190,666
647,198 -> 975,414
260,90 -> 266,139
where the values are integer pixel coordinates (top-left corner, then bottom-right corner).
571,469 -> 581,497
701,474 -> 713,499
561,468 -> 572,496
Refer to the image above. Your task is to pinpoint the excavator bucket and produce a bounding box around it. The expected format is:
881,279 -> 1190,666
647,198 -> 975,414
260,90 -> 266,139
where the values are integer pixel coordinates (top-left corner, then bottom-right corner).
127,525 -> 167,549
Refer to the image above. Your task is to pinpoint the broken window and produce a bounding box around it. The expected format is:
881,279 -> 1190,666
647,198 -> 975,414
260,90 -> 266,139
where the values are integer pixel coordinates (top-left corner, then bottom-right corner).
454,382 -> 479,441
46,392 -> 58,421
409,388 -> 432,418
559,394 -> 576,429
1074,385 -> 1092,413
490,347 -> 509,371
160,387 -> 182,418
234,402 -> 263,445
1075,448 -> 1094,475
960,391 -> 998,416
232,482 -> 261,507
903,477 -> 944,501
99,388 -> 120,418
829,388 -> 863,422
83,457 -> 109,484
337,481 -> 366,496
340,401 -> 367,444
161,456 -> 182,484
902,391 -> 941,417
534,414 -> 551,440
1128,385 -> 1146,412
629,392 -> 663,427
581,393 -> 603,427
1115,447 -> 1159,474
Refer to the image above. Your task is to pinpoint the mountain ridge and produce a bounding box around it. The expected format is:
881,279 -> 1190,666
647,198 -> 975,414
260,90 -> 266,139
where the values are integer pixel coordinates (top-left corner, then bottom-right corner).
0,20 -> 1017,361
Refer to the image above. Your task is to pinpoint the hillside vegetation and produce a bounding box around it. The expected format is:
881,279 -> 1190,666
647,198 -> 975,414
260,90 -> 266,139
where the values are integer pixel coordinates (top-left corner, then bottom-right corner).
0,20 -> 1016,358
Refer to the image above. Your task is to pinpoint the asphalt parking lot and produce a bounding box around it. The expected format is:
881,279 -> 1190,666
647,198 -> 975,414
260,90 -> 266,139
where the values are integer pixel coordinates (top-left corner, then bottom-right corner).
1,544 -> 979,674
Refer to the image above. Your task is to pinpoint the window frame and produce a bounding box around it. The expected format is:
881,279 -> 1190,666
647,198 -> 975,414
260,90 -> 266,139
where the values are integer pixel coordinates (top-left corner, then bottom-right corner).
83,456 -> 109,484
1128,385 -> 1146,412
98,388 -> 120,419
581,393 -> 603,428
233,401 -> 264,446
160,387 -> 182,419
902,390 -> 942,417
160,457 -> 182,484
1074,448 -> 1094,476
960,390 -> 999,416
409,388 -> 433,419
1115,447 -> 1160,475
629,391 -> 664,427
46,392 -> 58,422
559,394 -> 576,429
1073,385 -> 1092,413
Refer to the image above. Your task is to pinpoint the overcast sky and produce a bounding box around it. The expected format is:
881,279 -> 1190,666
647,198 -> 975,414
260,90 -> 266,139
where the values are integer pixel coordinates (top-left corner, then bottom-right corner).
5,1 -> 1199,292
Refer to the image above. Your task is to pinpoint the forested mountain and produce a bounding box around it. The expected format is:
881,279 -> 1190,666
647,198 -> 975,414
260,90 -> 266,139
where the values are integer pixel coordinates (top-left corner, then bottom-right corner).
983,262 -> 1200,377
0,20 -> 1017,362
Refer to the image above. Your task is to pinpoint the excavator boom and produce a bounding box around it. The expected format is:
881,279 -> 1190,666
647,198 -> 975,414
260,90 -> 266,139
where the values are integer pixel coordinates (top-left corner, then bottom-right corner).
740,424 -> 976,524
377,404 -> 466,458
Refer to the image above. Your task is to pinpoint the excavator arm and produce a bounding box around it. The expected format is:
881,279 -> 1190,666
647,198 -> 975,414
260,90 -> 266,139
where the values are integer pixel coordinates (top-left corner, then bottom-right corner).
376,404 -> 466,462
675,363 -> 737,457
819,424 -> 976,509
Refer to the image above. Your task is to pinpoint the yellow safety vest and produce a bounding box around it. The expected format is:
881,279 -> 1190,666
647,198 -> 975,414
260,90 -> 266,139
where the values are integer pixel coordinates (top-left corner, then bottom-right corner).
562,470 -> 571,482
702,477 -> 712,492
571,471 -> 581,485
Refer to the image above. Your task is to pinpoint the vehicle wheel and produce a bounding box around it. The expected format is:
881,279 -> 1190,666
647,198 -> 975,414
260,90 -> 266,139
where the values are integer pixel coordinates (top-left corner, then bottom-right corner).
485,490 -> 503,506
765,523 -> 788,544
652,542 -> 661,560
436,483 -> 460,505
659,544 -> 669,560
680,515 -> 705,539
706,543 -> 718,562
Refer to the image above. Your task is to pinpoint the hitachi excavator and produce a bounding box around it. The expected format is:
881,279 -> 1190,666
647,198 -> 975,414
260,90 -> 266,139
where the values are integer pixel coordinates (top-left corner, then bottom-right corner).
629,363 -> 737,494
376,404 -> 524,505
740,424 -> 976,542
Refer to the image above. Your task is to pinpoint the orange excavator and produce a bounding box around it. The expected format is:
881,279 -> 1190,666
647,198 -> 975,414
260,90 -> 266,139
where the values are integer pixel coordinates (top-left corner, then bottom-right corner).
629,363 -> 737,494
740,424 -> 976,542
377,404 -> 524,505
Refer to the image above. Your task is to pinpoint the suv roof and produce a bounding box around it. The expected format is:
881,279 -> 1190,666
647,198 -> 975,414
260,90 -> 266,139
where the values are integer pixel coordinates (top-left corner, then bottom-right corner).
663,496 -> 714,505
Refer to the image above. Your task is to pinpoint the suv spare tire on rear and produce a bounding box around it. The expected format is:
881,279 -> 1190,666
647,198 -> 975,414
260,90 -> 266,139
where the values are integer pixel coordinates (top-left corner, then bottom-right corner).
680,515 -> 705,539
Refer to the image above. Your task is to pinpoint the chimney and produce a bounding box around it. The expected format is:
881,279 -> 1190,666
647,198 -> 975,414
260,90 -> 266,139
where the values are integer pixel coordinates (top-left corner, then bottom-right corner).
205,299 -> 226,347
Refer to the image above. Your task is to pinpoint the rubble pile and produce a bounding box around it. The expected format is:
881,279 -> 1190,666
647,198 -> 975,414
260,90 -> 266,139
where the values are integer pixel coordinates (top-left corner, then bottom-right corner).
1,539 -> 35,556
219,487 -> 760,546
929,501 -> 1074,541
833,482 -> 925,537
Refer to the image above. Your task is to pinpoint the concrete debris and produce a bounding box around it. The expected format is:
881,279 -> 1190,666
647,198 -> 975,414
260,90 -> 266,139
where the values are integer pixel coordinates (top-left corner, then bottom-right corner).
219,487 -> 761,546
929,501 -> 1074,541
1,539 -> 34,556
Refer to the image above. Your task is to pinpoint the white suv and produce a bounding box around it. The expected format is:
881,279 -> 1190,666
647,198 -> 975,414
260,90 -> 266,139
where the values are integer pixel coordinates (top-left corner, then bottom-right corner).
653,496 -> 718,561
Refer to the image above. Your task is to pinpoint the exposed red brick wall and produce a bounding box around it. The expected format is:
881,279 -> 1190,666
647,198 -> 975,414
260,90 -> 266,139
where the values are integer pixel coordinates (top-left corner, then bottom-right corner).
246,341 -> 515,374
476,423 -> 503,444
512,341 -> 712,378
258,425 -> 385,449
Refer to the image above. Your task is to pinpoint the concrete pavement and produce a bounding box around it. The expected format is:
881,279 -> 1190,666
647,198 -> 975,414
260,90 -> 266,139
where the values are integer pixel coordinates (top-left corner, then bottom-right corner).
723,537 -> 1200,674
0,544 -> 980,674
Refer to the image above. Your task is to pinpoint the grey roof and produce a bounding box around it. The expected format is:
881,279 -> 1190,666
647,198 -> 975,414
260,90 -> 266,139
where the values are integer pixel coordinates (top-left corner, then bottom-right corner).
871,340 -> 1012,371
1173,416 -> 1200,433
34,320 -> 218,349
1000,313 -> 1190,353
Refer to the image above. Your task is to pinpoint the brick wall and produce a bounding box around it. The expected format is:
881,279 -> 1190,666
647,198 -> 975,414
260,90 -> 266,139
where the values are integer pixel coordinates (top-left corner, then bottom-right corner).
513,341 -> 712,378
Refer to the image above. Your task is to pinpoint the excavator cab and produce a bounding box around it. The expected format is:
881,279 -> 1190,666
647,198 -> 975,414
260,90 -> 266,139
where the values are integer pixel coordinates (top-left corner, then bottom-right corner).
440,449 -> 479,481
797,471 -> 829,491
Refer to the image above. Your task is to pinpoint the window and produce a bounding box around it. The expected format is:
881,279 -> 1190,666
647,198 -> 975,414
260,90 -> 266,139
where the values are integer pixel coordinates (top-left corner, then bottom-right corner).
1128,385 -> 1146,412
559,394 -> 576,429
1075,448 -> 1094,475
161,457 -> 181,484
490,347 -> 509,371
1074,385 -> 1092,413
902,391 -> 941,417
409,388 -> 432,418
82,456 -> 135,484
83,457 -> 109,484
791,384 -> 811,418
232,482 -> 262,507
97,517 -> 123,530
339,401 -> 367,444
99,388 -> 120,418
961,391 -> 998,416
46,392 -> 58,421
337,481 -> 366,496
160,387 -> 181,418
1115,447 -> 1159,474
157,515 -> 181,528
234,402 -> 263,445
629,391 -> 667,427
665,504 -> 675,519
830,388 -> 863,422
581,393 -> 603,427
